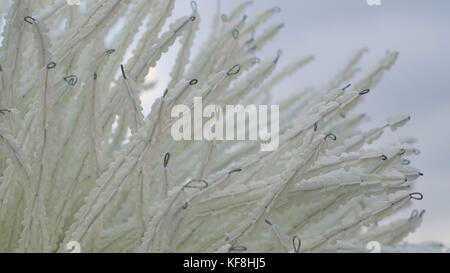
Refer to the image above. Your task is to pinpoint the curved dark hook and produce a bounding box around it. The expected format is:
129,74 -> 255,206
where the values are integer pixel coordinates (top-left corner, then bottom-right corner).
164,152 -> 170,168
182,179 -> 209,190
120,64 -> 127,79
189,79 -> 198,85
292,235 -> 301,253
163,89 -> 169,98
46,62 -> 56,69
402,159 -> 411,165
24,16 -> 35,24
225,238 -> 247,252
0,109 -> 11,115
397,148 -> 406,156
381,154 -> 388,160
325,133 -> 337,141
106,49 -> 116,54
190,1 -> 198,13
232,29 -> 239,40
409,192 -> 423,200
264,219 -> 273,226
342,83 -> 351,91
63,75 -> 78,86
359,89 -> 370,95
228,168 -> 242,174
230,245 -> 247,252
227,64 -> 241,76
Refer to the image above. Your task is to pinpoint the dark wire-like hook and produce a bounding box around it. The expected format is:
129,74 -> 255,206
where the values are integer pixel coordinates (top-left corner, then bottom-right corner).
120,64 -> 127,79
402,159 -> 411,165
46,62 -> 56,69
292,235 -> 301,253
325,133 -> 337,141
397,148 -> 406,156
228,168 -> 242,174
342,83 -> 351,91
232,29 -> 239,40
63,75 -> 78,86
230,245 -> 247,251
0,109 -> 11,115
359,89 -> 370,95
227,64 -> 241,75
381,154 -> 388,160
225,237 -> 247,252
189,79 -> 198,85
182,179 -> 209,190
106,48 -> 116,54
164,152 -> 170,168
409,192 -> 423,200
24,16 -> 35,24
190,1 -> 197,13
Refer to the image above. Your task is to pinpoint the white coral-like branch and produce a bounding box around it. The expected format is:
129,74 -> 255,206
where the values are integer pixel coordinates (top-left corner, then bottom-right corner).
0,0 -> 443,253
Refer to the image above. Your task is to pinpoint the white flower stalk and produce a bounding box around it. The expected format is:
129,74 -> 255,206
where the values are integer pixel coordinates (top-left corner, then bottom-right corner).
0,0 -> 444,253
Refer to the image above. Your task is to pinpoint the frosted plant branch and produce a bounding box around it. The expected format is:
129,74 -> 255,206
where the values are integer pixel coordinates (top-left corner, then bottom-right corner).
0,0 -> 444,253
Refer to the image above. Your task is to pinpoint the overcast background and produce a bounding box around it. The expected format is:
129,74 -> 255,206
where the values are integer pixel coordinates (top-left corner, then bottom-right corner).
142,0 -> 450,246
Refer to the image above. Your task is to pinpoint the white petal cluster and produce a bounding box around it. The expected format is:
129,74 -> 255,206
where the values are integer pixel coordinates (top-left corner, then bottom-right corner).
0,0 -> 443,253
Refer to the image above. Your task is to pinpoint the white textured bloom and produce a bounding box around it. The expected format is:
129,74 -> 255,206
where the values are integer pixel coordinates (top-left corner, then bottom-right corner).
0,0 -> 445,253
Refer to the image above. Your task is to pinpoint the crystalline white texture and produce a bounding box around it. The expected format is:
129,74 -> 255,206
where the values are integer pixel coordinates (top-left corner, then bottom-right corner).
0,0 -> 444,253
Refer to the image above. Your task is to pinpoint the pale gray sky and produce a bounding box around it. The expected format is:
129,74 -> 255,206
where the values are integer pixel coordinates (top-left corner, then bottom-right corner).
145,0 -> 450,245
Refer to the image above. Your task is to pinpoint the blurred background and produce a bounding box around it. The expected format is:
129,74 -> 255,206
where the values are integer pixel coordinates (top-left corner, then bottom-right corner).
140,0 -> 450,245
